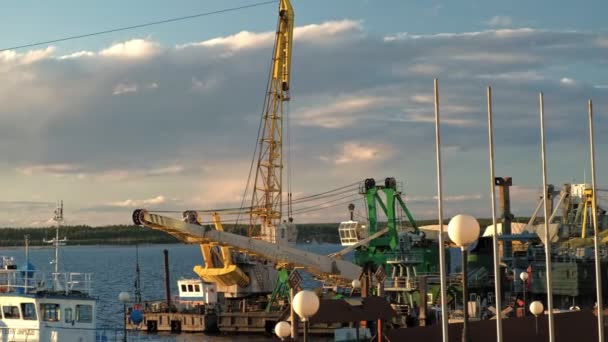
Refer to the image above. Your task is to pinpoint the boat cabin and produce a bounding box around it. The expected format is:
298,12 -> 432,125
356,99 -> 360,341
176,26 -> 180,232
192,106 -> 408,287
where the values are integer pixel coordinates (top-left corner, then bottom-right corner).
177,279 -> 217,305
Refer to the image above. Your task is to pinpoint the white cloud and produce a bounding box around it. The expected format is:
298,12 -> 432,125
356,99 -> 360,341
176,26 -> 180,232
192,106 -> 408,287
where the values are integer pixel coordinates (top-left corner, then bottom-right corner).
294,95 -> 393,128
478,71 -> 544,81
99,39 -> 160,59
293,20 -> 362,41
395,113 -> 477,127
406,194 -> 483,203
333,142 -> 393,165
406,63 -> 443,76
145,165 -> 184,176
191,77 -> 218,92
451,52 -> 537,64
485,16 -> 513,27
108,195 -> 166,208
59,51 -> 95,60
17,163 -> 82,176
384,28 -> 536,41
112,83 -> 138,95
0,47 -> 56,66
179,20 -> 362,51
410,94 -> 434,104
560,77 -> 577,86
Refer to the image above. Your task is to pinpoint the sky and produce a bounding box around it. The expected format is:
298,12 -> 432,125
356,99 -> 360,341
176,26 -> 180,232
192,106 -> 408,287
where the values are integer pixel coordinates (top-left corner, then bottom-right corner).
0,0 -> 607,227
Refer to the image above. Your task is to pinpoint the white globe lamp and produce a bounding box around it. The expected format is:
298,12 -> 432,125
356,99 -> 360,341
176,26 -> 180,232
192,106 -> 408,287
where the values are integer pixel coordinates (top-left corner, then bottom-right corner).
275,321 -> 291,340
448,214 -> 479,342
293,290 -> 320,321
118,292 -> 131,342
352,279 -> 361,289
118,291 -> 130,303
530,300 -> 544,336
293,290 -> 320,342
447,214 -> 480,249
520,271 -> 529,282
530,301 -> 544,316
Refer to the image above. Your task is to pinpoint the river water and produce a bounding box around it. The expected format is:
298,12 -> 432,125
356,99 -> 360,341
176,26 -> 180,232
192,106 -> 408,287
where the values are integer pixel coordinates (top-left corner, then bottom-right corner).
0,243 -> 343,341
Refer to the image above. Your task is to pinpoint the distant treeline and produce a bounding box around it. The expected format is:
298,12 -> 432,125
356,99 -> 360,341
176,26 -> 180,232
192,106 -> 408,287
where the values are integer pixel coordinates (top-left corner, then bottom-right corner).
0,218 -> 528,246
0,224 -> 342,246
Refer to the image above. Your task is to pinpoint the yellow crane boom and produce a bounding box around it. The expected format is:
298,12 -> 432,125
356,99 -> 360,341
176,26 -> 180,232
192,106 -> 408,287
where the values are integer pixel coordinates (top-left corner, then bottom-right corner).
133,209 -> 362,282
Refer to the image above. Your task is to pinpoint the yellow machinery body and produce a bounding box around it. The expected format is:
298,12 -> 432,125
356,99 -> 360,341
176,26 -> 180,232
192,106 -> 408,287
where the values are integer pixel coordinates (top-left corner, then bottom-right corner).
194,213 -> 250,288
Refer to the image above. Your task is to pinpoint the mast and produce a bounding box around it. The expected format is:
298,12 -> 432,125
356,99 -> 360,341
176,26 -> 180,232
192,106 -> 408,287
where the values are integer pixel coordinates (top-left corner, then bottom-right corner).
44,200 -> 67,290
249,0 -> 294,243
134,245 -> 142,304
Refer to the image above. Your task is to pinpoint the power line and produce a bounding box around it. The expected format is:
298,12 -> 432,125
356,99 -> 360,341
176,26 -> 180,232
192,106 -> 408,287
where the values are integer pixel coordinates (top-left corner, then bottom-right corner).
0,0 -> 278,52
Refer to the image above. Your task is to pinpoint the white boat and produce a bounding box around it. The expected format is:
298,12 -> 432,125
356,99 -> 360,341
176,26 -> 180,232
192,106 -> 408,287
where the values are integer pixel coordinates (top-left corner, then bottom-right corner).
0,201 -> 97,342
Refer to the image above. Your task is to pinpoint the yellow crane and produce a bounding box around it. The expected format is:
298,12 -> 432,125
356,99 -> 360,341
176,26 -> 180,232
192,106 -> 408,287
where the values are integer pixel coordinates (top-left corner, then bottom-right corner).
250,0 -> 294,244
139,0 -> 297,296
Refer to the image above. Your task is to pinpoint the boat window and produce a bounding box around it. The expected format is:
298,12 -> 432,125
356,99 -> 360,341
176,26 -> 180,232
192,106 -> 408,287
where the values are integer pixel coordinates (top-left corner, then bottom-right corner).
194,284 -> 201,292
20,303 -> 36,320
2,305 -> 20,319
188,284 -> 193,292
65,308 -> 73,323
181,284 -> 187,292
75,305 -> 93,323
41,303 -> 60,322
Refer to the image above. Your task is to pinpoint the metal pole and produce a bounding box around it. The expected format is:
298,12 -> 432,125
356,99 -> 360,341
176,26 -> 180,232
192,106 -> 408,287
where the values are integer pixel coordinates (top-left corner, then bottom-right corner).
303,320 -> 308,342
462,248 -> 469,342
523,282 -> 526,317
163,249 -> 172,309
290,288 -> 298,341
123,303 -> 127,342
539,92 -> 555,342
434,78 -> 449,342
588,99 -> 605,342
486,86 -> 504,341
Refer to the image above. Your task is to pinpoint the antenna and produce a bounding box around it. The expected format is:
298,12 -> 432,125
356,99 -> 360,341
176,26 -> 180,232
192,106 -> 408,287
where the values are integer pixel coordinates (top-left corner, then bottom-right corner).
44,201 -> 67,290
134,245 -> 142,303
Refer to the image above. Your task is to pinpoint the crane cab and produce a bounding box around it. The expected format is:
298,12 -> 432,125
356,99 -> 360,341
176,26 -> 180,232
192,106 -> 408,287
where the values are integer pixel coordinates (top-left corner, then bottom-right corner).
338,220 -> 368,246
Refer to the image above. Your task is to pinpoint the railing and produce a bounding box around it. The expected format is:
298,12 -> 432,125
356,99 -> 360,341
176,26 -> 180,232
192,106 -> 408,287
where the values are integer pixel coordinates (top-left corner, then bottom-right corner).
0,270 -> 93,296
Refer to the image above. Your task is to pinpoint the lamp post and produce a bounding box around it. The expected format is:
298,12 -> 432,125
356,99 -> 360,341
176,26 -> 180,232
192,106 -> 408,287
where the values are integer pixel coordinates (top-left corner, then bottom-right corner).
351,279 -> 361,341
118,292 -> 130,342
293,290 -> 320,342
530,301 -> 544,336
520,271 -> 529,316
275,321 -> 291,341
448,214 -> 480,342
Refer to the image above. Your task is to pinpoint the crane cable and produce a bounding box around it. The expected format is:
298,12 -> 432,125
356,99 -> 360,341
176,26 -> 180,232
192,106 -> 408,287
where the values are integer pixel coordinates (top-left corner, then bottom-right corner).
150,181 -> 362,214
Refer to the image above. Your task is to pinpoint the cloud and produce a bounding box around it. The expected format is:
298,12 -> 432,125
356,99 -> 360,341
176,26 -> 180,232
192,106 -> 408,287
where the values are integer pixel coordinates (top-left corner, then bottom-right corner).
0,47 -> 56,66
294,95 -> 393,128
180,20 -> 362,51
16,162 -> 184,181
108,195 -> 166,208
485,16 -> 513,27
112,83 -> 138,95
405,63 -> 444,76
332,142 -> 394,165
17,163 -> 83,176
406,194 -> 483,203
59,51 -> 95,60
0,21 -> 606,225
99,39 -> 160,59
560,77 -> 577,86
478,71 -> 545,82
